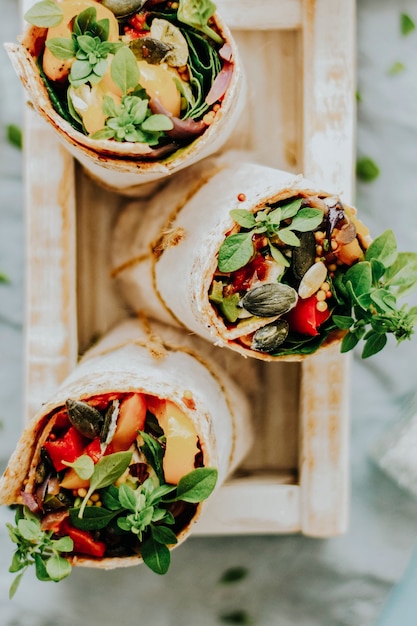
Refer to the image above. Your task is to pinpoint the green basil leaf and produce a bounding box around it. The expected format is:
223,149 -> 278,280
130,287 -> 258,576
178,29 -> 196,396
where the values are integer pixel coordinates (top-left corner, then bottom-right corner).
111,46 -> 139,95
385,252 -> 417,296
266,207 -> 282,225
24,0 -> 63,27
9,571 -> 25,599
280,198 -> 303,220
141,535 -> 171,574
74,7 -> 97,36
94,17 -> 110,41
92,58 -> 109,78
51,537 -> 74,553
69,506 -> 119,530
77,35 -> 98,54
340,330 -> 361,353
34,554 -> 51,582
269,244 -> 290,267
332,315 -> 354,330
141,114 -> 174,132
175,467 -> 218,503
229,210 -> 256,229
90,128 -> 116,140
151,525 -> 178,545
276,228 -> 300,247
366,230 -> 397,267
45,36 -> 76,60
79,451 -> 133,517
362,332 -> 387,358
45,555 -> 72,582
62,454 -> 95,480
177,0 -> 223,44
370,258 -> 386,283
9,551 -> 25,573
370,289 -> 397,312
344,262 -> 373,299
150,483 -> 177,503
90,452 -> 133,491
139,431 -> 165,483
217,232 -> 254,273
289,208 -> 324,232
17,519 -> 41,542
70,59 -> 94,82
118,484 -> 138,512
100,485 -> 121,510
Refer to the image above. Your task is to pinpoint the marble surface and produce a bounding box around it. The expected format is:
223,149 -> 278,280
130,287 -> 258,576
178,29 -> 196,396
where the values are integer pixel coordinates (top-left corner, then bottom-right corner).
1,1 -> 417,624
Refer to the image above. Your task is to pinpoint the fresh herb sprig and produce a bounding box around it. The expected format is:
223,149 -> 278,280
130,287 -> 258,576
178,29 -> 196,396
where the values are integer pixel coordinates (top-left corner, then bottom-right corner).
91,46 -> 173,143
333,229 -> 417,358
217,199 -> 324,273
7,507 -> 73,598
45,7 -> 123,88
177,0 -> 223,45
71,466 -> 218,574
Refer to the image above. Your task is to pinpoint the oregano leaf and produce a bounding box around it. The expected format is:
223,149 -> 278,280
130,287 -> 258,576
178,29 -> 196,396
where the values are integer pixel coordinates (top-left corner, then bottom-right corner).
141,535 -> 171,574
111,46 -> 139,95
45,555 -> 72,582
24,0 -> 63,27
229,209 -> 256,229
174,467 -> 218,503
217,232 -> 254,273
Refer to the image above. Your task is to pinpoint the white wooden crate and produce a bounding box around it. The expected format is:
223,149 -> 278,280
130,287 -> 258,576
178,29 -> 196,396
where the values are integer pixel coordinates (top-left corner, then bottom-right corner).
21,0 -> 355,537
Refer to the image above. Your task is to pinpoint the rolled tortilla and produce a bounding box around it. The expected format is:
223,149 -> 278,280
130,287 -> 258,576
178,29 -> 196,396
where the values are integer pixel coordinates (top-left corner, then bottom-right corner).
111,155 -> 372,361
0,318 -> 253,570
5,0 -> 244,195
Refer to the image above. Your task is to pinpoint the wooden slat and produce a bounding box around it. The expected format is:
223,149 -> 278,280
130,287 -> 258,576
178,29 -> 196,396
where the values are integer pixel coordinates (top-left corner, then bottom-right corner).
216,0 -> 302,30
24,109 -> 78,421
194,479 -> 301,535
298,0 -> 355,536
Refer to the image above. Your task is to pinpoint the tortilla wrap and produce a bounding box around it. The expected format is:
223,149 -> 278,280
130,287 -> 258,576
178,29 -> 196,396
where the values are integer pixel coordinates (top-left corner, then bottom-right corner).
5,0 -> 244,195
111,155 -> 372,361
0,318 -> 253,569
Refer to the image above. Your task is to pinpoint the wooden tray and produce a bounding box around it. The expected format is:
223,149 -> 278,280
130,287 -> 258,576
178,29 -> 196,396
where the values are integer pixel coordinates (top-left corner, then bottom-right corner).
22,0 -> 355,537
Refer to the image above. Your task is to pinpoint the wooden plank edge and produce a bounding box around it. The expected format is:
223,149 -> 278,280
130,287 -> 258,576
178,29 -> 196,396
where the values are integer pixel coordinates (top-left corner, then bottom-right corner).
216,0 -> 302,30
23,107 -> 78,421
193,480 -> 301,535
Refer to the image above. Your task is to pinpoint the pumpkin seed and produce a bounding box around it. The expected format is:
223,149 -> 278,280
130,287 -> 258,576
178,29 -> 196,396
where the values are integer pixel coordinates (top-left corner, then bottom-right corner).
66,399 -> 103,439
292,231 -> 316,280
298,261 -> 328,299
100,0 -> 146,18
129,37 -> 174,65
252,320 -> 289,353
240,283 -> 298,317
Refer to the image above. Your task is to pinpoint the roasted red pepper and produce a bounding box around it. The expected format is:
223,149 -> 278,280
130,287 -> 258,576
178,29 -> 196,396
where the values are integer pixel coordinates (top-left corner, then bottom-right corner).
84,437 -> 115,463
286,295 -> 331,336
231,253 -> 269,293
43,427 -> 88,472
61,520 -> 106,558
124,13 -> 149,39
